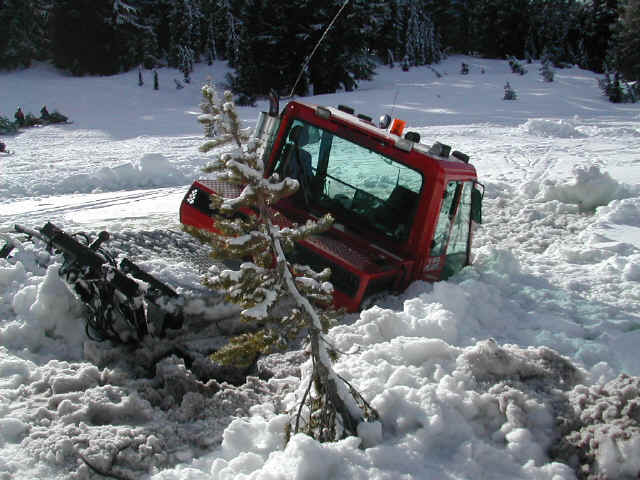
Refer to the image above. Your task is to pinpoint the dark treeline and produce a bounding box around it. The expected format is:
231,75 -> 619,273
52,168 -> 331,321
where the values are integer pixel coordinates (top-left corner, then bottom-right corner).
0,0 -> 638,98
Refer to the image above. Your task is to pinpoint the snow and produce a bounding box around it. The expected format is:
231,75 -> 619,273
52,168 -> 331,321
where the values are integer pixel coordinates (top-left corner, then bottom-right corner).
1,55 -> 640,479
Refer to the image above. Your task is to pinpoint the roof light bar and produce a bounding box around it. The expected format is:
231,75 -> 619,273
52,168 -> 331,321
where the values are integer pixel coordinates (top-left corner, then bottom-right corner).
315,106 -> 331,119
428,141 -> 451,158
395,137 -> 413,152
390,118 -> 406,137
338,104 -> 355,114
451,150 -> 470,163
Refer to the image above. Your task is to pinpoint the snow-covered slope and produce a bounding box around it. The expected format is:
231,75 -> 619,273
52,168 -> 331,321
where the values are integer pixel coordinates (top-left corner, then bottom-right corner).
1,56 -> 639,479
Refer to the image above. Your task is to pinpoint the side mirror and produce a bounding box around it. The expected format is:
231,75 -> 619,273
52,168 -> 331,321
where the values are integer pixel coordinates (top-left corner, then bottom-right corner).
471,184 -> 483,224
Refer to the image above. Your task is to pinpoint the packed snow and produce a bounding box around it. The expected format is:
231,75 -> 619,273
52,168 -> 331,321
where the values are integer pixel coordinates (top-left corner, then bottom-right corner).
1,56 -> 639,479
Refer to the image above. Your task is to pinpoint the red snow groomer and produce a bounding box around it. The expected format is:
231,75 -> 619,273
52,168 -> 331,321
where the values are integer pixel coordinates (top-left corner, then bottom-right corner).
180,99 -> 483,312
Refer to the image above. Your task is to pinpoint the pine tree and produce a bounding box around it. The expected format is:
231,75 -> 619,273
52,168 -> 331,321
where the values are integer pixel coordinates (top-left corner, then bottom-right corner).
222,0 -> 242,66
539,54 -> 554,82
0,0 -> 49,69
167,0 -> 202,77
503,81 -> 517,100
199,78 -> 218,137
508,56 -> 527,74
224,0 -> 275,98
582,0 -> 619,72
307,0 -> 377,95
380,1 -> 442,70
599,70 -> 625,102
187,84 -> 379,442
51,0 -> 144,75
524,0 -> 580,65
200,0 -> 218,65
611,0 -> 640,81
226,0 -> 377,98
428,0 -> 472,54
402,2 -> 442,67
472,0 -> 530,58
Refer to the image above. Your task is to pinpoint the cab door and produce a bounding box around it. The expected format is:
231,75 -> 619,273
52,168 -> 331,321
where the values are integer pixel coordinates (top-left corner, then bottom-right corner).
441,181 -> 474,279
422,180 -> 475,281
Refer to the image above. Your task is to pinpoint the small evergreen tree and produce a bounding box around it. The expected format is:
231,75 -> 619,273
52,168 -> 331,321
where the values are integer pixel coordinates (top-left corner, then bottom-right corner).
508,56 -> 527,75
187,84 -> 379,442
503,81 -> 518,100
199,78 -> 218,137
540,56 -> 554,82
0,115 -> 19,134
598,71 -> 625,102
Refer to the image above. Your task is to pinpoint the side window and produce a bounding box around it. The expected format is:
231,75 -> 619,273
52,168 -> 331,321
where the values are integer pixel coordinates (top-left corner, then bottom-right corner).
446,181 -> 472,257
441,181 -> 473,279
272,120 -> 322,176
430,181 -> 458,256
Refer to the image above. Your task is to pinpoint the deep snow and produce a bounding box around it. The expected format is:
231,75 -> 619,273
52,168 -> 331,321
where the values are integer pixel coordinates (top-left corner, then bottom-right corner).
1,55 -> 639,479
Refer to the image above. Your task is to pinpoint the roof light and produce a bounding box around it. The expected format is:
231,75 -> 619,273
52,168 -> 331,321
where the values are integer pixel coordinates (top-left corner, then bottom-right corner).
405,131 -> 420,143
451,150 -> 470,163
315,106 -> 331,119
395,137 -> 413,152
357,113 -> 373,123
379,114 -> 392,129
338,104 -> 354,114
390,118 -> 406,137
428,141 -> 451,157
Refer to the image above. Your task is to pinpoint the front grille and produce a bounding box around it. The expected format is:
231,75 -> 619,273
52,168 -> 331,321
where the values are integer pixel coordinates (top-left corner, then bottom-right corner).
290,243 -> 360,298
185,186 -> 218,216
363,274 -> 396,299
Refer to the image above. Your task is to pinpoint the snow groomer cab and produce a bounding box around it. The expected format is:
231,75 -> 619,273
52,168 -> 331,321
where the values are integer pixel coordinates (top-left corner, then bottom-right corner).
180,98 -> 483,312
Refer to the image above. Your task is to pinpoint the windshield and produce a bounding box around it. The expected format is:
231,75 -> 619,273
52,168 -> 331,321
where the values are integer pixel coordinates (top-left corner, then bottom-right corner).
272,119 -> 423,242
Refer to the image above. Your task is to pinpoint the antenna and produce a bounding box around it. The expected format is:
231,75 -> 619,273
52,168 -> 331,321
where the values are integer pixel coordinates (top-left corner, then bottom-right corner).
288,0 -> 350,98
390,89 -> 399,119
380,89 -> 399,128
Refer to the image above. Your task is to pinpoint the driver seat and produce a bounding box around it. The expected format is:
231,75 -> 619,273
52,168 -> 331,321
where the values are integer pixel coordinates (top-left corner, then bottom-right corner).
280,125 -> 313,203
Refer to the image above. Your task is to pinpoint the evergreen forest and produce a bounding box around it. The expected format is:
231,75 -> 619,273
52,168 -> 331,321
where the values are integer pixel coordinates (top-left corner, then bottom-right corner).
1,0 -> 638,99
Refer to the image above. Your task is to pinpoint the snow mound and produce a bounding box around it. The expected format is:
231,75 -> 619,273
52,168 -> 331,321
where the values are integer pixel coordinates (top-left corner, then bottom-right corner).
183,337 -> 583,480
522,119 -> 586,139
554,374 -> 640,479
3,348 -> 279,479
597,197 -> 640,227
578,125 -> 640,138
59,153 -> 189,194
541,165 -> 631,211
1,259 -> 87,358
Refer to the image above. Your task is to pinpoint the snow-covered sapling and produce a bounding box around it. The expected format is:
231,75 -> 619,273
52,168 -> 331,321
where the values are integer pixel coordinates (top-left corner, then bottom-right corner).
402,55 -> 410,71
508,56 -> 527,75
503,81 -> 517,100
199,78 -> 218,138
599,71 -> 626,103
540,57 -> 554,82
186,84 -> 379,442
